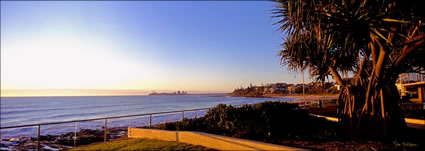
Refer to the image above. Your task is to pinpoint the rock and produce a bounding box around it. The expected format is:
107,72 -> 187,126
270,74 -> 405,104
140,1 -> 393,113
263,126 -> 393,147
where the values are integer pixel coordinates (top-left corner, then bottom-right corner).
1,127 -> 129,150
40,135 -> 56,141
1,141 -> 15,147
42,145 -> 59,151
8,138 -> 20,142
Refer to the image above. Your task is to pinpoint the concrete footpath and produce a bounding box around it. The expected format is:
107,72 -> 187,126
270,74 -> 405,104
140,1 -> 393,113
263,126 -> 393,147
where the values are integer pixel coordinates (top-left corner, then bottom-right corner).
311,114 -> 425,130
128,128 -> 307,151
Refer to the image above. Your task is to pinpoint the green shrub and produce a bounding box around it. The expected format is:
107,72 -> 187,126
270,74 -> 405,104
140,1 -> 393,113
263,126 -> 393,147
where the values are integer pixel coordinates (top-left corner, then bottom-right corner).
155,101 -> 341,141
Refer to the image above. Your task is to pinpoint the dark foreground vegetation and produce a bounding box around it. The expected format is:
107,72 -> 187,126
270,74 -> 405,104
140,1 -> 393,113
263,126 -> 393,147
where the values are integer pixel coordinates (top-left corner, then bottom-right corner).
155,101 -> 425,150
157,102 -> 340,141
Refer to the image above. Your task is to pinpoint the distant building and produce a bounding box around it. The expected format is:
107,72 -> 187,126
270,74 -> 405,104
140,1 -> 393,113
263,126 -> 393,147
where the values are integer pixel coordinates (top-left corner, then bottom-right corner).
274,83 -> 288,90
287,84 -> 295,94
252,86 -> 264,92
237,82 -> 337,95
335,84 -> 341,91
259,83 -> 289,94
263,85 -> 273,94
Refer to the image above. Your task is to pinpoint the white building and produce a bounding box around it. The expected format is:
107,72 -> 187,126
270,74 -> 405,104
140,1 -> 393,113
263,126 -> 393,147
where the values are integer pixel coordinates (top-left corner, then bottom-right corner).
396,72 -> 425,104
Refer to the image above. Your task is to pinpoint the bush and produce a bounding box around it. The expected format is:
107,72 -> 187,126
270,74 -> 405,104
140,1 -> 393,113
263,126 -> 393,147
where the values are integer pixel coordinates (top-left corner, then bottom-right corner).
155,101 -> 340,141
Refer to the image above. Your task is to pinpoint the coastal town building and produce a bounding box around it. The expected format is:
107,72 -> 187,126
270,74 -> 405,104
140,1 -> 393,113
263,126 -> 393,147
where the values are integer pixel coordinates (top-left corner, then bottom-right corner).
287,84 -> 295,94
232,82 -> 338,96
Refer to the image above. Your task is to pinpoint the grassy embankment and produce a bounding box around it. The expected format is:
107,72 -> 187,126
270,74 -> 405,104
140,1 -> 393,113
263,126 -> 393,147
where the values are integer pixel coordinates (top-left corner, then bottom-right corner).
71,138 -> 216,151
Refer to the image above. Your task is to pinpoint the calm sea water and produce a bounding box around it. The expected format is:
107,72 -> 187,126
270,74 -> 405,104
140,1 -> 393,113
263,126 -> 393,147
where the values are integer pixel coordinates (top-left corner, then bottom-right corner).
0,95 -> 294,139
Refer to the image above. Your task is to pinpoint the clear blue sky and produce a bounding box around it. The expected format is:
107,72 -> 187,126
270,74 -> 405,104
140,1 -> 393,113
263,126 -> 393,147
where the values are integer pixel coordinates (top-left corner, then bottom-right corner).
1,1 -> 311,96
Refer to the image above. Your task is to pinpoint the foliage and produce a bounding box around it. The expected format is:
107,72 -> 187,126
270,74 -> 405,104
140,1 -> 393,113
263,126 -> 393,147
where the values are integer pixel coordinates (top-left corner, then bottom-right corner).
306,82 -> 339,94
230,87 -> 264,97
272,0 -> 425,137
307,86 -> 338,94
273,0 -> 424,78
156,101 -> 341,141
71,138 -> 216,151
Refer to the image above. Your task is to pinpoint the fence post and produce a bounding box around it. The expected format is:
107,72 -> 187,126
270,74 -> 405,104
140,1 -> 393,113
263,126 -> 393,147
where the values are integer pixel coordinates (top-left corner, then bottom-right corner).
104,119 -> 107,143
182,111 -> 184,121
195,111 -> 197,119
37,125 -> 40,151
128,117 -> 131,136
74,122 -> 77,147
149,114 -> 152,128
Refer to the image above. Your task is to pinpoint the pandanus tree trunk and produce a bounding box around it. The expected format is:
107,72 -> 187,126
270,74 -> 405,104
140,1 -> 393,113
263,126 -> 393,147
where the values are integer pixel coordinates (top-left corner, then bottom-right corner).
333,27 -> 425,137
337,78 -> 407,137
334,35 -> 425,137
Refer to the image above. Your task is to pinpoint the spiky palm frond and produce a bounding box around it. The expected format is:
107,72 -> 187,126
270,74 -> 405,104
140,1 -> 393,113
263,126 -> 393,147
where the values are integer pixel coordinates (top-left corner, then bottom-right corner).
274,0 -> 425,82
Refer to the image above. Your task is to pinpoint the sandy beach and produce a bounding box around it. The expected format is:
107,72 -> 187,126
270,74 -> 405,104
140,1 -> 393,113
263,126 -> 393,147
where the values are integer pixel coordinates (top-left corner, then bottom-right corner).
263,94 -> 338,101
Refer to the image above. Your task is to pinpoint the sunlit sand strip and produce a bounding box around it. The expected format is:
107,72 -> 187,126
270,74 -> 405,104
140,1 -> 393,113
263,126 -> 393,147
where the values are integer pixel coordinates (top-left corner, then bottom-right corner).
310,114 -> 425,129
405,118 -> 425,129
310,114 -> 339,122
405,118 -> 425,125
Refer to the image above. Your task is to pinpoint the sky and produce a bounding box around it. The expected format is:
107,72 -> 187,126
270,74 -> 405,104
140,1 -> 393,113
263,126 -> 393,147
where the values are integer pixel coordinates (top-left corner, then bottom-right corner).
1,1 -> 312,96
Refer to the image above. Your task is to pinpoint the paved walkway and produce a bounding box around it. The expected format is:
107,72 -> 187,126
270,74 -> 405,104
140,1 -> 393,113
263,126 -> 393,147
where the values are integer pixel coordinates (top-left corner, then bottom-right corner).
128,128 -> 307,150
311,114 -> 425,130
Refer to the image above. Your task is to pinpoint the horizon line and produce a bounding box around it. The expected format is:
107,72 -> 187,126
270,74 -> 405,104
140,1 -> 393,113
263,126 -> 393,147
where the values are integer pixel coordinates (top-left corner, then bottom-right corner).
0,88 -> 230,97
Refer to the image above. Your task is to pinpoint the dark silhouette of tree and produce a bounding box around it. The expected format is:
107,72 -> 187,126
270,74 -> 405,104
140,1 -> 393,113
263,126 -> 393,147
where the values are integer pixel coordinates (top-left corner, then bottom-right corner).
273,0 -> 425,137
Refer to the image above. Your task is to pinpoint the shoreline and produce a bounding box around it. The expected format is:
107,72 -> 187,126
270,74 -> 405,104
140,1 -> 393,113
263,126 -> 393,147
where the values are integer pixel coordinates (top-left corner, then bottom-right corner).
269,94 -> 338,100
0,127 -> 128,151
231,94 -> 339,101
2,99 -> 423,151
0,95 -> 335,150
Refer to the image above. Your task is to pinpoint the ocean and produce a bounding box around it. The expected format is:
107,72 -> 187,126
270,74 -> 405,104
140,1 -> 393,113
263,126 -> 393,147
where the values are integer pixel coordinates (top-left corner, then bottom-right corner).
0,95 -> 294,139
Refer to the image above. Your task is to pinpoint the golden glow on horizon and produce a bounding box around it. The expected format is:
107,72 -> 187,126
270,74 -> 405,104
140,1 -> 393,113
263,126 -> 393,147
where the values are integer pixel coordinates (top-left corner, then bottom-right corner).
1,33 -> 157,91
1,32 -> 233,96
0,89 -> 151,97
0,89 -> 228,97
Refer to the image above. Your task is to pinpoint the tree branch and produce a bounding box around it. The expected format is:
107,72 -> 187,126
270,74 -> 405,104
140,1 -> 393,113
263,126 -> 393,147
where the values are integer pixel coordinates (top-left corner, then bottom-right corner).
374,40 -> 387,79
355,52 -> 370,86
329,63 -> 345,87
370,34 -> 378,68
395,33 -> 425,68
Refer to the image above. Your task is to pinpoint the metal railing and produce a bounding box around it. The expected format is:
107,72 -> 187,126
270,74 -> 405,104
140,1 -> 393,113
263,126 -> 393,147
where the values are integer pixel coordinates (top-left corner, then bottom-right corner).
0,100 -> 317,151
0,107 -> 211,151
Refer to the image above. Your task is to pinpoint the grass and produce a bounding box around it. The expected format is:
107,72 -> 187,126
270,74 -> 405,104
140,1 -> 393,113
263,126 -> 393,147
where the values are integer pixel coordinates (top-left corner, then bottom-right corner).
71,138 -> 217,151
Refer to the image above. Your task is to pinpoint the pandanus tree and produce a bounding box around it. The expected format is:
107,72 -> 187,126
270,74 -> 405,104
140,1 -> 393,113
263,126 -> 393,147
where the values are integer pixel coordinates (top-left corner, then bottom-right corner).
273,0 -> 425,137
